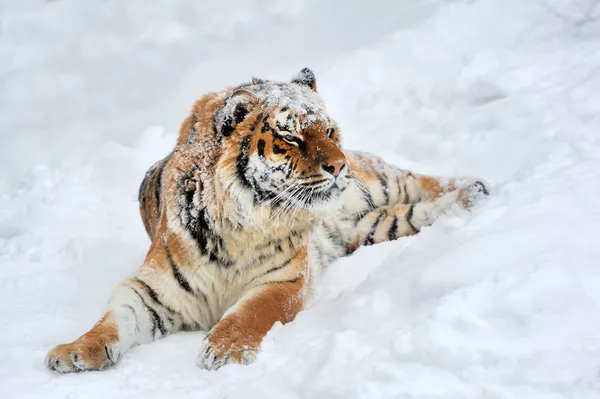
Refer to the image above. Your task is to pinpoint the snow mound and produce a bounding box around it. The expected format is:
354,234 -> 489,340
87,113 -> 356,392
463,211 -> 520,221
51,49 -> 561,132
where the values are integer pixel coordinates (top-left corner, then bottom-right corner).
2,0 -> 600,398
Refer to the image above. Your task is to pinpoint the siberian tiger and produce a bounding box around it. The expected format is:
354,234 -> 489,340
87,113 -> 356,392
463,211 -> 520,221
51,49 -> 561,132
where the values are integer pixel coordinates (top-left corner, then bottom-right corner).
45,68 -> 489,372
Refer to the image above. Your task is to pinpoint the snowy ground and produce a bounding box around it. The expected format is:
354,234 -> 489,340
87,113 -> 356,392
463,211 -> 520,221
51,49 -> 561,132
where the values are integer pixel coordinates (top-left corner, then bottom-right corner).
2,0 -> 600,398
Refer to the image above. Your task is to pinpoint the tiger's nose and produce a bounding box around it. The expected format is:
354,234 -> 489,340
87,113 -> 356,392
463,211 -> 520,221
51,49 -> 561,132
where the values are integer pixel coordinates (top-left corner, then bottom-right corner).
322,160 -> 346,178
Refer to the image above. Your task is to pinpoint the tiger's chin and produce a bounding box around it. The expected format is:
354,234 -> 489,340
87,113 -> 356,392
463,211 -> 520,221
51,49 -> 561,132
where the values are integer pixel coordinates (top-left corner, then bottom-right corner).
295,185 -> 347,215
261,185 -> 344,220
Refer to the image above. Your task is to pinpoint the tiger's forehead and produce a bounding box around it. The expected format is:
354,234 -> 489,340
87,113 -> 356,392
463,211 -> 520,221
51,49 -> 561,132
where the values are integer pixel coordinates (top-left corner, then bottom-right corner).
246,82 -> 329,126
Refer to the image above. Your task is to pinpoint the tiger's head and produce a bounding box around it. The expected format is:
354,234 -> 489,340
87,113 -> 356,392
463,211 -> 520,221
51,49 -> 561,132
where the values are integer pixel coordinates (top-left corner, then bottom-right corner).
212,68 -> 350,215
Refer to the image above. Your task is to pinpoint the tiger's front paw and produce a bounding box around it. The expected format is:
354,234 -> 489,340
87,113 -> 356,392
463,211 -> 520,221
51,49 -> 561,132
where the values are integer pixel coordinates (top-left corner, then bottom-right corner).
197,341 -> 258,371
196,318 -> 260,371
45,337 -> 120,373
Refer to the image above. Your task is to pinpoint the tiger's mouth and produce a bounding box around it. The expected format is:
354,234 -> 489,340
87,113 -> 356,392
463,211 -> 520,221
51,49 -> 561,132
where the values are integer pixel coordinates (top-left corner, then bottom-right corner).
306,185 -> 344,204
289,179 -> 347,210
261,179 -> 346,214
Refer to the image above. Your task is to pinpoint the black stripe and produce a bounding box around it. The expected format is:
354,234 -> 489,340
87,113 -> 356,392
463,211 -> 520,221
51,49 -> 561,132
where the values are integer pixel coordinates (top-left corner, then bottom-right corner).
272,144 -> 286,154
212,237 -> 230,266
370,159 -> 389,205
256,238 -> 281,251
303,173 -> 324,180
134,278 -> 178,315
261,120 -> 271,133
395,175 -> 402,203
236,135 -> 253,188
364,214 -> 383,246
286,159 -> 295,179
257,139 -> 266,158
153,171 -> 161,212
104,345 -> 112,365
246,252 -> 279,270
188,209 -> 209,255
104,343 -> 114,365
406,204 -> 418,233
388,216 -> 398,241
475,180 -> 489,196
353,210 -> 367,227
233,102 -> 249,124
313,240 -> 325,267
138,156 -> 169,206
153,160 -> 167,215
263,276 -> 301,286
249,112 -> 263,132
138,172 -> 150,206
322,221 -> 345,248
301,179 -> 328,188
355,176 -> 374,209
259,257 -> 293,278
134,278 -> 161,306
402,180 -> 409,204
178,179 -> 233,267
166,248 -> 194,295
298,138 -> 307,153
122,304 -> 140,332
130,287 -> 166,337
364,189 -> 374,209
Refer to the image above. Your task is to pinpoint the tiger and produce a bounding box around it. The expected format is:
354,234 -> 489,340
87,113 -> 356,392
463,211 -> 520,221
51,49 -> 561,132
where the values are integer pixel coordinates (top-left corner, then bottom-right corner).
45,68 -> 489,373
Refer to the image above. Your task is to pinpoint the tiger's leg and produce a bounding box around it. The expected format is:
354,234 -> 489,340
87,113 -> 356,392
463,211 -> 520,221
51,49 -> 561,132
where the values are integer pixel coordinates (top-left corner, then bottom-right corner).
45,250 -> 185,373
197,248 -> 308,371
346,181 -> 489,252
346,150 -> 489,207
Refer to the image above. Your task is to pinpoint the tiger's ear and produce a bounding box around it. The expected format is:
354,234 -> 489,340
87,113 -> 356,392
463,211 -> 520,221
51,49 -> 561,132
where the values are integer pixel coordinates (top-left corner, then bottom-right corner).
291,67 -> 317,92
218,90 -> 257,137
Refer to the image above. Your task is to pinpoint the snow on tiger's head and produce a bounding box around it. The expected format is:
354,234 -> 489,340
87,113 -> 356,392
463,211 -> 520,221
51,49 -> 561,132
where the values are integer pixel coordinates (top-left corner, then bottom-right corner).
186,68 -> 351,215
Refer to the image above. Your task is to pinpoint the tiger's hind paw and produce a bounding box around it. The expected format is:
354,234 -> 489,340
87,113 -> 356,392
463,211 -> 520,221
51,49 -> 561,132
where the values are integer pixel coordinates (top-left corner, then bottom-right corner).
459,180 -> 491,209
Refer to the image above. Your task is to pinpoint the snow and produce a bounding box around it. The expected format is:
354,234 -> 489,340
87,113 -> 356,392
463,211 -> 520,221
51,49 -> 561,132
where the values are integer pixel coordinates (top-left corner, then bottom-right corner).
2,0 -> 600,398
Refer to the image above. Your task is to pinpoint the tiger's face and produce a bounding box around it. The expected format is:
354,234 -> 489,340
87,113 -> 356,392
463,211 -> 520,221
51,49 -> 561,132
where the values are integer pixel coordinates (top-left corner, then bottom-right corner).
217,69 -> 350,213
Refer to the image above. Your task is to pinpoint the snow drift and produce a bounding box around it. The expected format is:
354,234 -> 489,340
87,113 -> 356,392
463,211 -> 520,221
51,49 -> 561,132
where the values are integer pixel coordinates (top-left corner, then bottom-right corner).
2,0 -> 600,398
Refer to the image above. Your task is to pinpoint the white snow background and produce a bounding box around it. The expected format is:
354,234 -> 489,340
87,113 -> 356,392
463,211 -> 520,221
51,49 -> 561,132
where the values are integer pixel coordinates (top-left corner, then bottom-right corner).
2,0 -> 600,398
